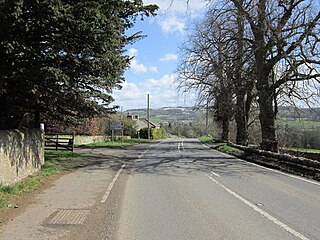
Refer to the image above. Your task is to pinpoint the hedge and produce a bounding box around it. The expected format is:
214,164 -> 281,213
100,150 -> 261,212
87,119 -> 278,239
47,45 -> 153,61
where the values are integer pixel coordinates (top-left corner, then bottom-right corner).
139,128 -> 166,140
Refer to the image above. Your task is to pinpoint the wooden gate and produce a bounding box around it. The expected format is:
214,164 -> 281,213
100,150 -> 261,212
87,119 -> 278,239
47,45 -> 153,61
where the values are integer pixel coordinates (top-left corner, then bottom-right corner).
45,133 -> 75,152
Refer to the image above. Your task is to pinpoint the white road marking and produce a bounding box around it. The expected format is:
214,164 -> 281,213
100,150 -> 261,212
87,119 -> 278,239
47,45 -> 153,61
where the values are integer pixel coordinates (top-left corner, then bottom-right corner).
101,164 -> 126,203
178,139 -> 185,153
138,150 -> 149,159
218,149 -> 320,187
202,144 -> 210,149
211,171 -> 221,177
201,142 -> 320,187
206,174 -> 310,240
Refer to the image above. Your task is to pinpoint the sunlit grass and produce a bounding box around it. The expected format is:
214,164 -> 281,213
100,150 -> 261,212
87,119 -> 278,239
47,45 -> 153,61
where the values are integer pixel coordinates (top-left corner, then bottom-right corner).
198,135 -> 214,143
289,148 -> 320,153
84,138 -> 151,148
217,144 -> 244,154
0,150 -> 88,208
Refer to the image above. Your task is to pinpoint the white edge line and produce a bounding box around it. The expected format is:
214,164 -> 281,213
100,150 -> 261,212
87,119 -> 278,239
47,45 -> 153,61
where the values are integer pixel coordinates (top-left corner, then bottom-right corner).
211,171 -> 221,177
206,174 -> 310,240
204,143 -> 320,187
202,144 -> 210,149
101,164 -> 126,203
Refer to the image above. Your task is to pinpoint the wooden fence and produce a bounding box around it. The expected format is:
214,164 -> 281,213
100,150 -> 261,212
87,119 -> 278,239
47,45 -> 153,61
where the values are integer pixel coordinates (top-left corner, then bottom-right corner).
45,133 -> 74,152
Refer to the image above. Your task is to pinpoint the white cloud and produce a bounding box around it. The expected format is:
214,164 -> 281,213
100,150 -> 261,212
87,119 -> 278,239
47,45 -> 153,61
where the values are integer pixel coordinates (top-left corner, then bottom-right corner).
130,58 -> 148,73
127,48 -> 157,73
144,0 -> 206,13
128,48 -> 138,57
160,53 -> 178,62
142,74 -> 176,89
144,0 -> 207,35
113,81 -> 145,102
149,66 -> 158,72
159,16 -> 185,34
112,74 -> 195,110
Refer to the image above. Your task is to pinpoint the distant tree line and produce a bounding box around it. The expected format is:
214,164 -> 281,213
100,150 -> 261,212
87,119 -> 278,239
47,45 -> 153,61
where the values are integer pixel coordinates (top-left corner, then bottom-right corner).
177,0 -> 320,152
46,114 -> 138,137
0,0 -> 158,130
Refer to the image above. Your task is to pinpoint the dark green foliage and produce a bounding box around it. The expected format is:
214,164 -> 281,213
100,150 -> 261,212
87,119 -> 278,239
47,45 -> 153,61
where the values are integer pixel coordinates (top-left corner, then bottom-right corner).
139,127 -> 150,139
151,128 -> 166,140
139,127 -> 166,140
0,0 -> 158,129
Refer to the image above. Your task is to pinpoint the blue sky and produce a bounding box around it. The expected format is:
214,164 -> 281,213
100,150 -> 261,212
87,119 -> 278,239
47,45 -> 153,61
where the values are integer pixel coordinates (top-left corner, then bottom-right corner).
112,0 -> 207,110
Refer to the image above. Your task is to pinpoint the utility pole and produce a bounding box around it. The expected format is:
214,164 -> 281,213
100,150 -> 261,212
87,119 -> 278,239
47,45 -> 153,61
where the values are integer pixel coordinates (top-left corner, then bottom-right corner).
147,94 -> 151,140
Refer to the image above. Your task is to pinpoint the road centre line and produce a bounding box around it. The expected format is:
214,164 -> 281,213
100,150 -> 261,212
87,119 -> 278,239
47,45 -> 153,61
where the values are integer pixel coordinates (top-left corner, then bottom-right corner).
211,171 -> 221,177
178,139 -> 185,153
206,174 -> 310,240
138,150 -> 149,159
202,142 -> 320,187
202,144 -> 210,149
138,141 -> 164,159
101,164 -> 126,203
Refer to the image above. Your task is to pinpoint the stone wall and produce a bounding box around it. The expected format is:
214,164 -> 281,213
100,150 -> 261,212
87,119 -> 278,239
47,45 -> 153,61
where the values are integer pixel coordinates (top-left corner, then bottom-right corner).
73,135 -> 111,145
73,135 -> 131,145
0,129 -> 44,185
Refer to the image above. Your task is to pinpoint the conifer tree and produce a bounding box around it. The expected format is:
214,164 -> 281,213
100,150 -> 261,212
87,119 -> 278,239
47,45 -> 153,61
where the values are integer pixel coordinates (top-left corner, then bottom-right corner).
0,0 -> 158,129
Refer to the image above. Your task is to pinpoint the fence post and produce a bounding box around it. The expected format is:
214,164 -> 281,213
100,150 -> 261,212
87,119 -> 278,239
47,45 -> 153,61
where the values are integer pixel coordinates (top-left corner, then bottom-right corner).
72,133 -> 75,152
56,134 -> 58,151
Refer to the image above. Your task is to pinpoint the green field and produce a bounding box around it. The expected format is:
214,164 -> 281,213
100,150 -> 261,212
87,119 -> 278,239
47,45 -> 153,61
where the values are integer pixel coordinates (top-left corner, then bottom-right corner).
278,119 -> 320,129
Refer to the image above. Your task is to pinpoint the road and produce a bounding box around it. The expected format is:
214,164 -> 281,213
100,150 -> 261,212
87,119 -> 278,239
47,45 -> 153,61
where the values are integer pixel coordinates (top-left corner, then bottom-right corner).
1,139 -> 320,239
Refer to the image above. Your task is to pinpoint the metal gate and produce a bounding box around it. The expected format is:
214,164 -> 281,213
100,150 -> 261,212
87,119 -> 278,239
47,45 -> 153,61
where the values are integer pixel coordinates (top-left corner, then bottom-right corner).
45,133 -> 75,152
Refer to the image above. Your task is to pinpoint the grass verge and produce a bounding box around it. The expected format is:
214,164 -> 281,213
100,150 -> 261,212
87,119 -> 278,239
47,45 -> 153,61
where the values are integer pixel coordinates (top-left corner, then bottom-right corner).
0,150 -> 89,208
199,135 -> 214,143
83,138 -> 151,148
216,144 -> 244,155
289,148 -> 320,153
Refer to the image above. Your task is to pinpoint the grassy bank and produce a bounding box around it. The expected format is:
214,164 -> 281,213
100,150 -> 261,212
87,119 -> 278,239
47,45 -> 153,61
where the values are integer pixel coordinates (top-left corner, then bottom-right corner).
0,139 -> 152,208
199,135 -> 214,143
216,144 -> 244,155
0,151 -> 88,208
289,148 -> 320,153
84,138 -> 151,148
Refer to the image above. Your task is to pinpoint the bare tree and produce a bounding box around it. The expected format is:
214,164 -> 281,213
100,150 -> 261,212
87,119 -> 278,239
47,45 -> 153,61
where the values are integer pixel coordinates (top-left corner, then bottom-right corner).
176,9 -> 235,141
177,3 -> 256,143
230,0 -> 320,151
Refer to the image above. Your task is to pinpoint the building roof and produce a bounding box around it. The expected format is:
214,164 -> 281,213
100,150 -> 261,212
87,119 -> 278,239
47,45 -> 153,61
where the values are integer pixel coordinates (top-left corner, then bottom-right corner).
135,118 -> 158,130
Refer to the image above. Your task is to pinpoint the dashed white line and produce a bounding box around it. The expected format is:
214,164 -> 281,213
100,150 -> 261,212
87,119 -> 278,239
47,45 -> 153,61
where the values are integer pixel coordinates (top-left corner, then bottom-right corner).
211,171 -> 221,177
178,139 -> 185,153
217,149 -> 320,187
138,150 -> 149,159
206,174 -> 310,240
101,164 -> 126,203
202,144 -> 210,149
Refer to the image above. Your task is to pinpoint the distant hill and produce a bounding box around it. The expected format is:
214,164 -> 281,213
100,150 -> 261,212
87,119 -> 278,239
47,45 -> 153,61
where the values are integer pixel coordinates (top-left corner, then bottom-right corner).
125,107 -> 204,125
124,106 -> 320,127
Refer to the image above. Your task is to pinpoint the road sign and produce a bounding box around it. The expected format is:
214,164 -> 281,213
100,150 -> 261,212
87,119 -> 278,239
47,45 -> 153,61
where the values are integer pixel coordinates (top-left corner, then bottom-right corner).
110,122 -> 124,130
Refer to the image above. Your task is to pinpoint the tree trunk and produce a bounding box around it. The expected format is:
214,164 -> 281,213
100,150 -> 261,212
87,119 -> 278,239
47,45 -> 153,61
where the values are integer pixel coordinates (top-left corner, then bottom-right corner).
221,119 -> 229,142
254,0 -> 278,152
235,92 -> 248,145
256,68 -> 278,152
234,2 -> 248,146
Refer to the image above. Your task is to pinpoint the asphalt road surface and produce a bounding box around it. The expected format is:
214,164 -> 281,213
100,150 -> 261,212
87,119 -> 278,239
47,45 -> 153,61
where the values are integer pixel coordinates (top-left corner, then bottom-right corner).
1,139 -> 320,240
115,139 -> 320,240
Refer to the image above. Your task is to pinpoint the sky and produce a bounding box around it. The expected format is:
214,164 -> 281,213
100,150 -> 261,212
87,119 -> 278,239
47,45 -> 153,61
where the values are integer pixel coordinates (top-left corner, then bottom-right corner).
111,0 -> 208,111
